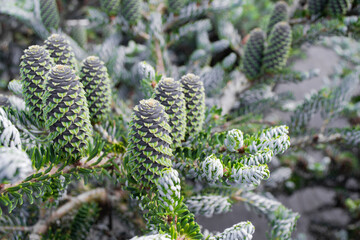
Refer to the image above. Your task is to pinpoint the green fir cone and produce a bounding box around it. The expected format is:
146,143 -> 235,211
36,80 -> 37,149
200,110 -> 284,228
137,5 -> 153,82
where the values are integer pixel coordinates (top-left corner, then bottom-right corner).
263,22 -> 292,73
242,28 -> 266,80
70,24 -> 87,48
20,45 -> 54,122
308,0 -> 328,16
328,0 -> 352,16
44,34 -> 77,69
40,0 -> 60,30
121,0 -> 141,24
43,65 -> 92,160
154,78 -> 186,147
80,56 -> 112,123
168,0 -> 185,14
180,73 -> 205,138
267,1 -> 289,35
100,0 -> 121,16
126,99 -> 173,188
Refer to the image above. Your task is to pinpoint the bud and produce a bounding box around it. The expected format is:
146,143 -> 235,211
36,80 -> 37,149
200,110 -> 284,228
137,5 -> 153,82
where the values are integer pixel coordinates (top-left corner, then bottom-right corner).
224,129 -> 244,152
200,154 -> 223,182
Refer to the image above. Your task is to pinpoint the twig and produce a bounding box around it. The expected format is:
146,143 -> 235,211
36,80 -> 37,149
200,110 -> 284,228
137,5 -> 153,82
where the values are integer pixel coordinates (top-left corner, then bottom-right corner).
0,226 -> 32,232
291,133 -> 343,147
0,154 -> 113,195
29,188 -> 108,240
155,40 -> 165,74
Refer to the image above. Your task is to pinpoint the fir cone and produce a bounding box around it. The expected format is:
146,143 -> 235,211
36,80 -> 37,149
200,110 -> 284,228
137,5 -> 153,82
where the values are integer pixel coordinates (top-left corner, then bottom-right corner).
168,0 -> 186,14
180,74 -> 205,138
154,78 -> 186,147
70,24 -> 87,48
126,99 -> 173,188
242,28 -> 266,80
121,0 -> 141,24
20,45 -> 53,122
44,34 -> 77,69
328,0 -> 351,16
308,0 -> 328,16
43,65 -> 92,160
40,0 -> 60,30
267,1 -> 289,35
263,22 -> 292,73
100,0 -> 121,16
80,56 -> 112,123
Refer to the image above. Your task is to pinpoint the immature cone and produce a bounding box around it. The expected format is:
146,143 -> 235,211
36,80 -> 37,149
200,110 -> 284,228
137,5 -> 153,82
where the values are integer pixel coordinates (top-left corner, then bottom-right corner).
44,65 -> 92,160
44,34 -> 77,69
267,1 -> 289,35
308,0 -> 328,16
168,0 -> 185,14
180,74 -> 205,138
80,56 -> 112,123
154,78 -> 186,147
126,99 -> 173,188
70,24 -> 87,48
328,0 -> 351,16
242,28 -> 266,80
40,0 -> 60,30
121,0 -> 141,24
100,0 -> 121,16
20,45 -> 53,122
263,22 -> 292,73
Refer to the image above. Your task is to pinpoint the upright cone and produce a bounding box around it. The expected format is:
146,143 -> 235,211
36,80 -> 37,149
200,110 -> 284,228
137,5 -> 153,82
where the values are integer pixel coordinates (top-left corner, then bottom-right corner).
80,56 -> 112,123
44,34 -> 77,70
121,0 -> 141,24
267,1 -> 289,35
43,65 -> 92,160
154,78 -> 186,147
242,28 -> 266,80
263,22 -> 292,73
126,99 -> 173,188
20,45 -> 53,122
180,74 -> 205,138
40,0 -> 60,30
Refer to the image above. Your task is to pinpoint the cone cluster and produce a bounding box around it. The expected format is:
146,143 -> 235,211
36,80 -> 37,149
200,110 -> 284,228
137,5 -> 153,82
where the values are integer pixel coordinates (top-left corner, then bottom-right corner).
154,78 -> 186,147
308,0 -> 329,16
80,56 -> 112,123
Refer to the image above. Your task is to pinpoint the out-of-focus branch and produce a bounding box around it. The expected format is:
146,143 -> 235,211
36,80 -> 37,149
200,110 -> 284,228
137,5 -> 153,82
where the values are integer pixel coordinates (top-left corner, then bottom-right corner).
291,133 -> 342,147
29,188 -> 108,240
